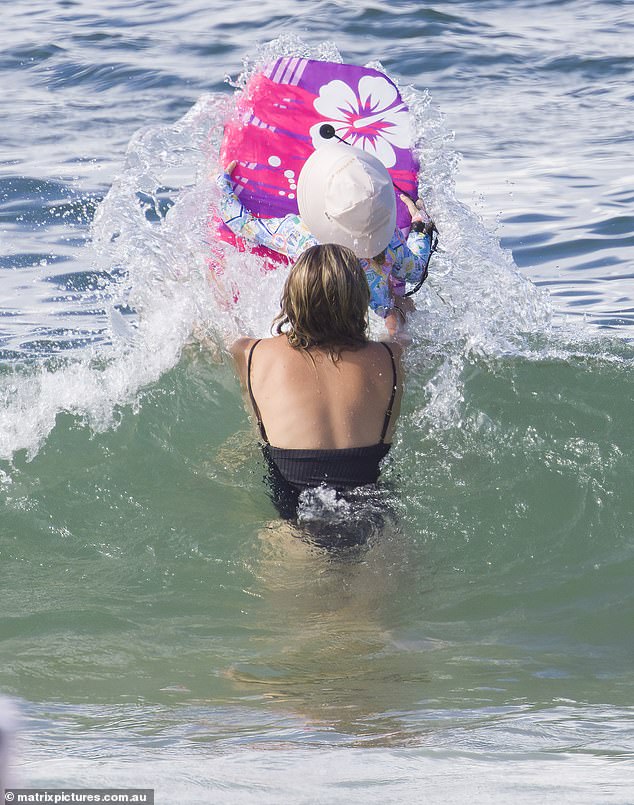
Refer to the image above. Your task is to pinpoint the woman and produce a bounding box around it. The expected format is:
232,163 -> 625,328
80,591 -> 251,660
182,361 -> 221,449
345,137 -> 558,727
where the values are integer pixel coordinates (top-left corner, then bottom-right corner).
231,243 -> 404,543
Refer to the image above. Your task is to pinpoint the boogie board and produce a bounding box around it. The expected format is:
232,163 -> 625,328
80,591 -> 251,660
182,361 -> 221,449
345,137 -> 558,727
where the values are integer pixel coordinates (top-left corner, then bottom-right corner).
212,57 -> 420,270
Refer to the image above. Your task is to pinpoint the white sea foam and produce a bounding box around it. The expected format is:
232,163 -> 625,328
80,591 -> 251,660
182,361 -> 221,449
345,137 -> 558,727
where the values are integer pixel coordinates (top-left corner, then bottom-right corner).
0,37 -> 593,462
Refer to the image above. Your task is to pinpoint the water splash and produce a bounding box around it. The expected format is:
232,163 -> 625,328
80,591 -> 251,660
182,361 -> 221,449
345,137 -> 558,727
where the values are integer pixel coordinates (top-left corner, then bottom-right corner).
1,36 -> 627,464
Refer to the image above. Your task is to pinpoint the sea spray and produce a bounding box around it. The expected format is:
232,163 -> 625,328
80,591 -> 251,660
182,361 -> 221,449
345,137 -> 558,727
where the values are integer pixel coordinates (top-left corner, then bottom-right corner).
0,37 -> 608,466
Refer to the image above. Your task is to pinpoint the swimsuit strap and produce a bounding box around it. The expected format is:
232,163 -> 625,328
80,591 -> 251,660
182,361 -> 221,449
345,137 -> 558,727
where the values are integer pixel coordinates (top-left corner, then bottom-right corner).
379,342 -> 398,444
246,339 -> 269,444
248,339 -> 396,446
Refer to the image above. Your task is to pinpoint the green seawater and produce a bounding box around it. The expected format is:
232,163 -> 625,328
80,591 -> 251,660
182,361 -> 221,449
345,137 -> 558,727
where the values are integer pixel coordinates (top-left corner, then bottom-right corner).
2,346 -> 632,775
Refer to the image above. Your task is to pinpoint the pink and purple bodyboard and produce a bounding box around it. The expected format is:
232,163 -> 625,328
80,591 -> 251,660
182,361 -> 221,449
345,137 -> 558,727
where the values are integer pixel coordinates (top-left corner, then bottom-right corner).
214,57 -> 419,265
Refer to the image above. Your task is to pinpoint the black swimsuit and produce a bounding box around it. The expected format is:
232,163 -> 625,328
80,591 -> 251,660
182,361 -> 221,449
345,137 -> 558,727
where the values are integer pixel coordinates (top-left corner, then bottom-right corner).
247,340 -> 398,522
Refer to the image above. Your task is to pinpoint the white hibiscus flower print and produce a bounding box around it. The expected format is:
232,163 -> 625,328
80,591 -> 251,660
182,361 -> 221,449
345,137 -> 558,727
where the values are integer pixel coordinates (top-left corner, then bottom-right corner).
309,75 -> 411,168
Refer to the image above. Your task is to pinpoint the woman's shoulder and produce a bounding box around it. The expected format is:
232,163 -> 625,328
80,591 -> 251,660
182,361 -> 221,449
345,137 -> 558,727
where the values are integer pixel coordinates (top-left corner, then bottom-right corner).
230,335 -> 288,367
231,336 -> 402,370
229,336 -> 256,363
339,340 -> 403,381
363,340 -> 404,384
362,339 -> 403,362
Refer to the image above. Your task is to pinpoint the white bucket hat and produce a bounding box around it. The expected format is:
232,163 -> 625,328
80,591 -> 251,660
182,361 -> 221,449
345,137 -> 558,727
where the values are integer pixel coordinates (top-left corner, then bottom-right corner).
297,142 -> 396,258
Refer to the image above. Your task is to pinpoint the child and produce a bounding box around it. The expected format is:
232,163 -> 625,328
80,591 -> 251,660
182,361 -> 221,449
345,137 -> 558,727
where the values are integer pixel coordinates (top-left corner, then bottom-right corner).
217,143 -> 433,336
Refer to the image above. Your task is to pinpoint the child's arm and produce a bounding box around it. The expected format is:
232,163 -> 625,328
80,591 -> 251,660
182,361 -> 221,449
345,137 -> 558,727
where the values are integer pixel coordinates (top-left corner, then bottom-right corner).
388,226 -> 432,290
217,163 -> 316,258
364,260 -> 410,339
389,193 -> 436,290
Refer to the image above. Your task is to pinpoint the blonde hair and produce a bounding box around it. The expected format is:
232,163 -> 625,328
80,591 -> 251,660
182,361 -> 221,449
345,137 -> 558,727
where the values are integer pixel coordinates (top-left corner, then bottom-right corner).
273,244 -> 369,358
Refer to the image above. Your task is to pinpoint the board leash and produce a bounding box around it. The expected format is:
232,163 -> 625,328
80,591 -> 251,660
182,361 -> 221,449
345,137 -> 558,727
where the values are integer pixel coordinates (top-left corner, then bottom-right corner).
319,124 -> 441,299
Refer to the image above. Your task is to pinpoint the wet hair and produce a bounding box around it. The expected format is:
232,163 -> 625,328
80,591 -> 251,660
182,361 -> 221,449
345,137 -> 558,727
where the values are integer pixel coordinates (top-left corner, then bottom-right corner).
273,244 -> 369,358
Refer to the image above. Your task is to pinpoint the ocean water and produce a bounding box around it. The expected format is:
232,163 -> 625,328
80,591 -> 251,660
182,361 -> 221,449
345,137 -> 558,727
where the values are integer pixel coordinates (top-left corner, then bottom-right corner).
1,1 -> 633,802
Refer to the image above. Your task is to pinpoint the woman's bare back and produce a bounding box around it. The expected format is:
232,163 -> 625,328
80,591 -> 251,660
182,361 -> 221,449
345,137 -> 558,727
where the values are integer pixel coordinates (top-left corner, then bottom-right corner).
232,336 -> 403,450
